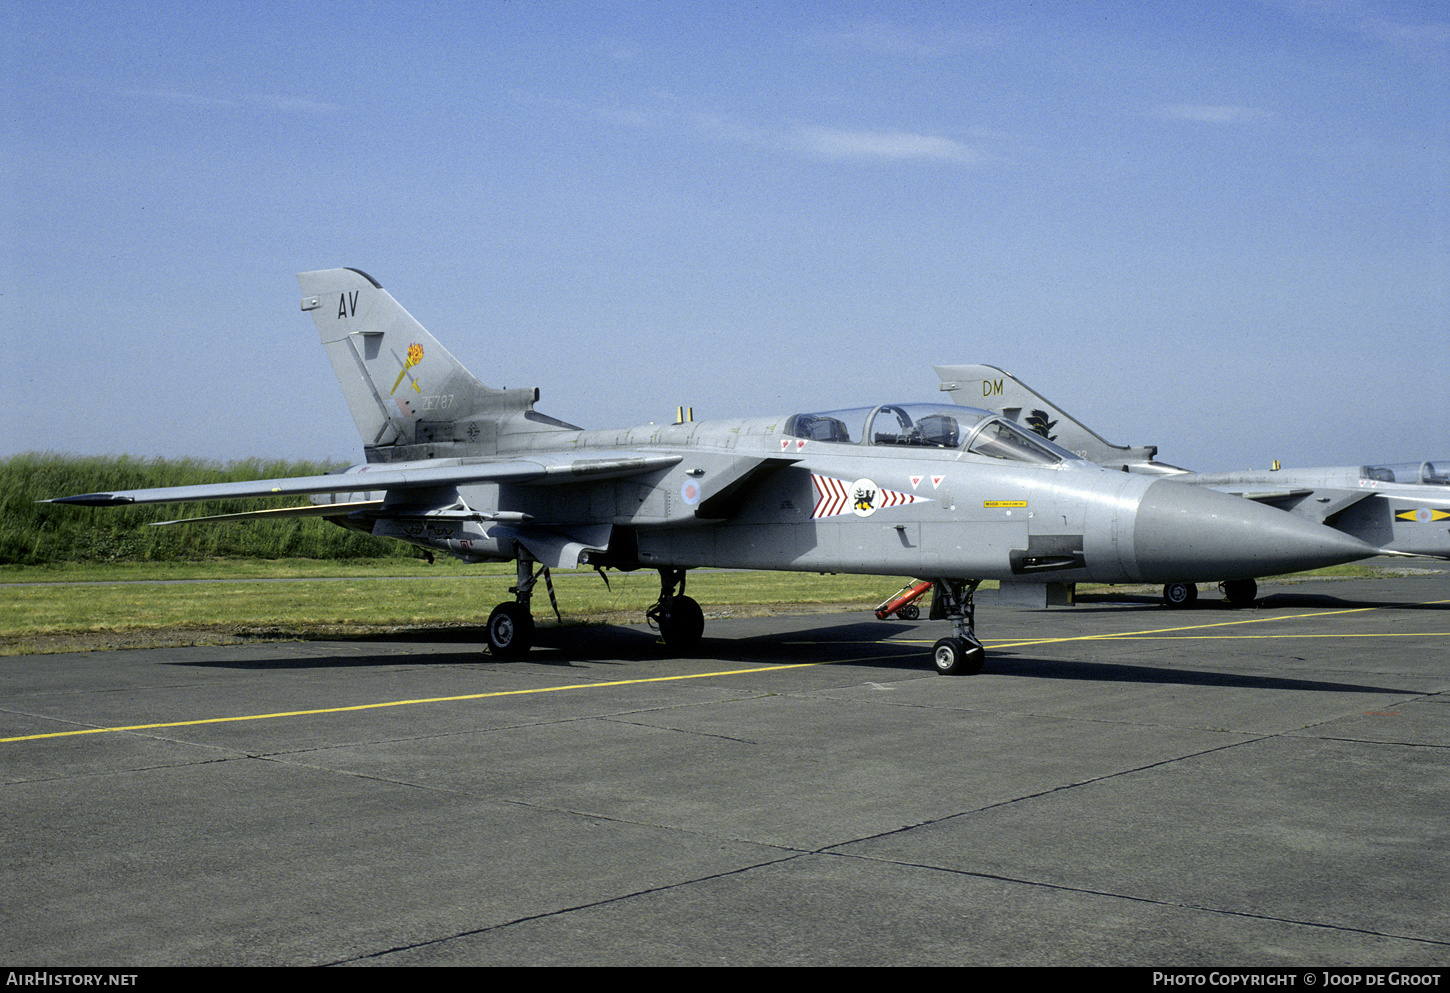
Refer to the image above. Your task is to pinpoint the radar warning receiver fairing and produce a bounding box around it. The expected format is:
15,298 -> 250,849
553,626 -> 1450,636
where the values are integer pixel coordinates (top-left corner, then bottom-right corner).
937,363 -> 1450,607
49,270 -> 1380,673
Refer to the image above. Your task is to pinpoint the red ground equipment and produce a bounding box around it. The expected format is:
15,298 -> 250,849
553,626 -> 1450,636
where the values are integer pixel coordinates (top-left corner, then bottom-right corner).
874,579 -> 932,620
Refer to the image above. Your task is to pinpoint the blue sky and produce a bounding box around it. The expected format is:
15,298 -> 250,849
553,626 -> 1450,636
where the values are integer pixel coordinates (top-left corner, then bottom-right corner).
4,0 -> 1446,470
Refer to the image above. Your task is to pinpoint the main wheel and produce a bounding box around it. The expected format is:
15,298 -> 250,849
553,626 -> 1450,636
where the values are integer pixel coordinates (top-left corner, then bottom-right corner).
486,601 -> 534,657
1163,582 -> 1198,608
932,637 -> 985,676
1222,578 -> 1258,607
657,594 -> 704,650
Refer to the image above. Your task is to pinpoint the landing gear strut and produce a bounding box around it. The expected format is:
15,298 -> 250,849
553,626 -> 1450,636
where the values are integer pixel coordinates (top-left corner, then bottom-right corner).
486,556 -> 559,657
647,568 -> 704,650
930,578 -> 985,675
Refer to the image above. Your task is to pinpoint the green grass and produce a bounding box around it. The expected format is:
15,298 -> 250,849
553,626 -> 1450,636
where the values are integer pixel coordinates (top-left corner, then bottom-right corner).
0,559 -> 915,648
1,452 -> 418,565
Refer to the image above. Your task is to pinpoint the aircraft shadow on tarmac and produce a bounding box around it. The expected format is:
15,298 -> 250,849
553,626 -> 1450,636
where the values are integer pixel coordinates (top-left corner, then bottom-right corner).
1076,591 -> 1449,612
166,619 -> 926,671
166,617 -> 1418,695
977,654 -> 1414,695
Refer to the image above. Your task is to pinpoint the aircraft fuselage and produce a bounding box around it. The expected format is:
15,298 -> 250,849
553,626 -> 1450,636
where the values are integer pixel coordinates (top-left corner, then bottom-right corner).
357,410 -> 1375,587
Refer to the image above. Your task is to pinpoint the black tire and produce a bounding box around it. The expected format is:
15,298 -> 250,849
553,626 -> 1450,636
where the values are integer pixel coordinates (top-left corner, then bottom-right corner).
486,601 -> 534,657
898,604 -> 920,620
932,637 -> 985,676
1222,578 -> 1258,607
658,594 -> 704,650
1163,582 -> 1198,608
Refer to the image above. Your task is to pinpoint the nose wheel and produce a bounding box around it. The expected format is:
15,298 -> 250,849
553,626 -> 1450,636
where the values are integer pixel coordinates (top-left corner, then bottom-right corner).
930,578 -> 985,675
932,636 -> 985,675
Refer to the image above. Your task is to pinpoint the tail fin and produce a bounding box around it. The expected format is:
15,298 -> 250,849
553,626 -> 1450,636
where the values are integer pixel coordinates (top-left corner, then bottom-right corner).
298,268 -> 578,462
935,363 -> 1188,474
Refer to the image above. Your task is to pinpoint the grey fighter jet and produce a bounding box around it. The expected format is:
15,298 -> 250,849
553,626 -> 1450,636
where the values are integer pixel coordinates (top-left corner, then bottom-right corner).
937,363 -> 1450,607
49,270 -> 1379,673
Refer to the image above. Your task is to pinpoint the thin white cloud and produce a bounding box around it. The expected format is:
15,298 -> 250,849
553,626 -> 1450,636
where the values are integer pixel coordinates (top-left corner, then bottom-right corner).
252,94 -> 341,114
797,126 -> 981,165
512,88 -> 985,167
1268,0 -> 1450,48
599,36 -> 643,62
121,88 -> 238,108
120,88 -> 338,114
1151,104 -> 1276,123
806,19 -> 1004,57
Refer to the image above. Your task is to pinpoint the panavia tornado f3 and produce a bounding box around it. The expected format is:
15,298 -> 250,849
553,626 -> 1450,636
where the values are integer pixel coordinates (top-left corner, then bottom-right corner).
49,269 -> 1379,673
937,363 -> 1450,609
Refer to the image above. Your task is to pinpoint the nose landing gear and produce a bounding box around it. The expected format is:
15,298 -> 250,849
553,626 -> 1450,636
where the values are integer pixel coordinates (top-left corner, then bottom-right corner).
930,578 -> 985,675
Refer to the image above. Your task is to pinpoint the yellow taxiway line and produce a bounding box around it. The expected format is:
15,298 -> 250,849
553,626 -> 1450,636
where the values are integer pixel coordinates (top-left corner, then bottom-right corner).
5,599 -> 1444,745
983,600 -> 1450,650
0,662 -> 823,744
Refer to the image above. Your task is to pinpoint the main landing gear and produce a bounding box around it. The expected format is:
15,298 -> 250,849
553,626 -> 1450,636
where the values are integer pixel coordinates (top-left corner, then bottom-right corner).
1162,582 -> 1198,608
646,568 -> 704,650
1161,579 -> 1258,609
1221,578 -> 1257,607
929,578 -> 985,676
486,562 -> 705,657
486,556 -> 559,657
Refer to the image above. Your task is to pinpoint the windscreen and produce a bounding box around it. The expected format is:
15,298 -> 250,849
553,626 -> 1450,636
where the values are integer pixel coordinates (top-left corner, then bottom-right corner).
964,417 -> 1069,464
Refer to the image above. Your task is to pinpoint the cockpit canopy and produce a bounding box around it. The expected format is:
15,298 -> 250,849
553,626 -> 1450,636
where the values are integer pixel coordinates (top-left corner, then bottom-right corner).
1362,462 -> 1450,485
784,403 -> 1081,465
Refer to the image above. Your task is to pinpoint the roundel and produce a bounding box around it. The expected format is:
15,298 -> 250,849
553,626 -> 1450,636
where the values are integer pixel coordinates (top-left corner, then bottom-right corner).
680,481 -> 701,506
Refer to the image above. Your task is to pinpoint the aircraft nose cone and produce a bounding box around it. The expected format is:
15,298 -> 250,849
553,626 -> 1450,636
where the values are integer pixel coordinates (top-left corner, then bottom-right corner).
1132,480 -> 1377,582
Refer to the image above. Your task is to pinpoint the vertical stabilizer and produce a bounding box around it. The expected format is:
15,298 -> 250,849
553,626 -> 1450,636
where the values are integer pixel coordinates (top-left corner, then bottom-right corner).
936,363 -> 1186,474
298,268 -> 576,462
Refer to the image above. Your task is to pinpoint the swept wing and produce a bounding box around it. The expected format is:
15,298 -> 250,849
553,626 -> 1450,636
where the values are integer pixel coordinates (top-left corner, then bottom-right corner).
47,453 -> 686,508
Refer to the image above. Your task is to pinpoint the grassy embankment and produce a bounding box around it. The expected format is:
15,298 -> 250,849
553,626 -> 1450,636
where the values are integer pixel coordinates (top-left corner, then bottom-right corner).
1,452 -> 412,566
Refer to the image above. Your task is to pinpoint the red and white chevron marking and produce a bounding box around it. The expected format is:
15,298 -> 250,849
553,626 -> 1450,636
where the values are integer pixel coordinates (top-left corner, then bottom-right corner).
811,474 -> 924,518
876,488 -> 918,509
812,474 -> 851,518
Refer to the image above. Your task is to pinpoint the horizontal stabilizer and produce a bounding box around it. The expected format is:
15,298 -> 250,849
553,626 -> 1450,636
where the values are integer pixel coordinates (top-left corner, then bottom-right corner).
1198,483 -> 1373,523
